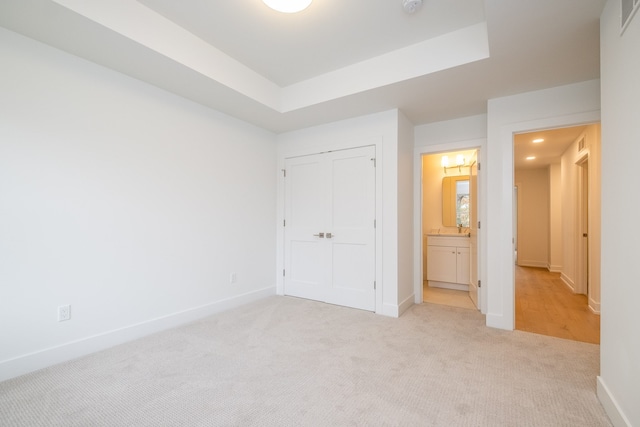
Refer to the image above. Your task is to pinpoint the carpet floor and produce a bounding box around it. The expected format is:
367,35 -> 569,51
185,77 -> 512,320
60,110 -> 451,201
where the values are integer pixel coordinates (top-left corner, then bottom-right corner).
0,296 -> 611,426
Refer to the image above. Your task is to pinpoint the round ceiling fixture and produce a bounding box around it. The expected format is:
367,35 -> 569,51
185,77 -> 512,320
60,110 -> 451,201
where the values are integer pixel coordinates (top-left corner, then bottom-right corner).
262,0 -> 313,13
403,0 -> 423,14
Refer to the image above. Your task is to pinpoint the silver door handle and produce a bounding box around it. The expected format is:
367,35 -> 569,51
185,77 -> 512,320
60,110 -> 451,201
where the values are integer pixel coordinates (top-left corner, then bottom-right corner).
326,232 -> 333,239
313,232 -> 325,238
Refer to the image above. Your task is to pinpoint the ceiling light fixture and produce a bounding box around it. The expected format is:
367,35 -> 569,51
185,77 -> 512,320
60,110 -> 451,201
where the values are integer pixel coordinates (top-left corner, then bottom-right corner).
526,156 -> 536,160
532,138 -> 544,143
262,0 -> 312,13
403,0 -> 423,14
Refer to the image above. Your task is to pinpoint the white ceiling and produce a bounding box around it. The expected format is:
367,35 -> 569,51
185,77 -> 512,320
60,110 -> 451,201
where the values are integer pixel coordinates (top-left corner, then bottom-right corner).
0,0 -> 606,133
514,126 -> 588,170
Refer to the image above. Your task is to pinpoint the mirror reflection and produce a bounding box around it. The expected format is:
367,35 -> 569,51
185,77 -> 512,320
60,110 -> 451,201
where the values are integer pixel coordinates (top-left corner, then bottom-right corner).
442,176 -> 469,227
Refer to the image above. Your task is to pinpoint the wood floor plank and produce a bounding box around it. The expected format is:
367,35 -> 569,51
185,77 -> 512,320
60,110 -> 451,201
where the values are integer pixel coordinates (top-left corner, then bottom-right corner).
515,266 -> 600,344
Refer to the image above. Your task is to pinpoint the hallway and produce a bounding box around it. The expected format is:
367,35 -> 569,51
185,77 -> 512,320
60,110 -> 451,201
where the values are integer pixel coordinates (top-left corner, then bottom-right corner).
515,266 -> 600,344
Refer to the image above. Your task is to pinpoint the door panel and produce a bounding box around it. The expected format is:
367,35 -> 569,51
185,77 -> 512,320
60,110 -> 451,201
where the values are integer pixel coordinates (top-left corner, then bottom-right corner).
284,157 -> 328,301
284,146 -> 375,311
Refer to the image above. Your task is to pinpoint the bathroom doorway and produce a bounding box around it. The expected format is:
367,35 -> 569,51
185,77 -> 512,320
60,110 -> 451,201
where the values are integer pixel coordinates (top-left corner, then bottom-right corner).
420,149 -> 480,311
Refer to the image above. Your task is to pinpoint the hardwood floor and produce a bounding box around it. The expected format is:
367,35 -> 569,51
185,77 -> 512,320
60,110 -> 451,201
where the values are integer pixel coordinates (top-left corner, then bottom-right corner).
515,266 -> 600,344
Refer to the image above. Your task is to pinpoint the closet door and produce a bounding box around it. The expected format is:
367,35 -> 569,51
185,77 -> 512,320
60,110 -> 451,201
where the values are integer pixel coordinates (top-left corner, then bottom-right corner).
284,146 -> 376,311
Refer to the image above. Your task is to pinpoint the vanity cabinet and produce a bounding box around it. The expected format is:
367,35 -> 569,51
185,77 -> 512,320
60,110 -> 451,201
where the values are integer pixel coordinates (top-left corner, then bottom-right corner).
426,235 -> 470,290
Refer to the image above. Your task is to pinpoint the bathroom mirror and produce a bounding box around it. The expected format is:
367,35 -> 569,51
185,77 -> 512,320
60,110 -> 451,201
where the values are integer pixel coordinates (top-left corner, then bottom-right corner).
442,176 -> 470,227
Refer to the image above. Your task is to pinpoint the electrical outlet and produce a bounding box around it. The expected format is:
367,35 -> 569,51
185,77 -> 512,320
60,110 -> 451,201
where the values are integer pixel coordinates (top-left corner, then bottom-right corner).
58,305 -> 71,322
230,272 -> 237,284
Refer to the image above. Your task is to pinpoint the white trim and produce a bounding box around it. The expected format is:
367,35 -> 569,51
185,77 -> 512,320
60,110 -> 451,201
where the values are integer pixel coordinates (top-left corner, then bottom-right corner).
382,294 -> 415,318
547,264 -> 562,273
597,376 -> 632,427
516,260 -> 548,268
428,281 -> 469,291
398,294 -> 415,316
0,286 -> 275,382
589,298 -> 601,314
561,272 -> 577,292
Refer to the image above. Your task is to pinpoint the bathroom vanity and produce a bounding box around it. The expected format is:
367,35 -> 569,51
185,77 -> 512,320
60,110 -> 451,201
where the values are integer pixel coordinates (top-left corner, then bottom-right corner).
426,234 -> 470,291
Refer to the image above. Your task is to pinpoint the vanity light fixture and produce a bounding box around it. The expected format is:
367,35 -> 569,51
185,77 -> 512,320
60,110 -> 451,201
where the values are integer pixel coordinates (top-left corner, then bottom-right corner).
441,155 -> 449,168
442,154 -> 469,173
262,0 -> 312,13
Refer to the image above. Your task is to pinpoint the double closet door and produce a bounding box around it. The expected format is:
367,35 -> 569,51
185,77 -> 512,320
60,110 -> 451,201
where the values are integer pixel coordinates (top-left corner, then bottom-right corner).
283,146 -> 376,311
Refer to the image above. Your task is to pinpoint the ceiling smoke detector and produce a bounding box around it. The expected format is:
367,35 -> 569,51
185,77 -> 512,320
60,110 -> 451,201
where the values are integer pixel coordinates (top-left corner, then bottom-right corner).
403,0 -> 423,14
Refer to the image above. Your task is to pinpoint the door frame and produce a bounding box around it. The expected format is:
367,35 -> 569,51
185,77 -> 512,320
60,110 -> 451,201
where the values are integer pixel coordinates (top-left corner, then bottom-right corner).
498,112 -> 601,330
277,141 -> 384,314
413,140 -> 485,313
282,146 -> 377,311
575,151 -> 590,296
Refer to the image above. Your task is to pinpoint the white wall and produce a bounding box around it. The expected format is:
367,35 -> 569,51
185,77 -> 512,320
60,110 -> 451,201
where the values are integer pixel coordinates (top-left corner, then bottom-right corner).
549,164 -> 563,272
0,28 -> 277,381
514,168 -> 549,268
275,109 -> 409,317
485,80 -> 600,330
598,1 -> 640,425
397,110 -> 415,311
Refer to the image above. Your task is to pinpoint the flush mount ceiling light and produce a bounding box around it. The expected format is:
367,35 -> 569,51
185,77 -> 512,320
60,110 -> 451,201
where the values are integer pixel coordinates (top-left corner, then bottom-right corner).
403,0 -> 423,14
262,0 -> 312,13
532,138 -> 544,143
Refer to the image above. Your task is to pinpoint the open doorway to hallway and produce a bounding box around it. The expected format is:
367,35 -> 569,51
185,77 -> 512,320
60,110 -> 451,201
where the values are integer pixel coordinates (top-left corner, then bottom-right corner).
513,125 -> 601,344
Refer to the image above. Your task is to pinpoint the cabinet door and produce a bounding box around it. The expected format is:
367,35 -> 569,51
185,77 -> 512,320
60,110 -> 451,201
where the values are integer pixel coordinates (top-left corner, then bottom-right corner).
427,245 -> 457,283
456,246 -> 470,285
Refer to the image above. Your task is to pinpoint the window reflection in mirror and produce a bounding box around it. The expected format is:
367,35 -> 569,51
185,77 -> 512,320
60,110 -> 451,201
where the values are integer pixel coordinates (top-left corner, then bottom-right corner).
442,176 -> 470,227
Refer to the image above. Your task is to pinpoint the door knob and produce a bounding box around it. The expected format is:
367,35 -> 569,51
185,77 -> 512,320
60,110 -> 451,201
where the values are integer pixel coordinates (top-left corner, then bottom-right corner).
326,232 -> 333,239
313,232 -> 325,238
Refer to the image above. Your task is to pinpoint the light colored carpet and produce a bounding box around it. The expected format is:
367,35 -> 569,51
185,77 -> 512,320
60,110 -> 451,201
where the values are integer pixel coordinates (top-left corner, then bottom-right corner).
0,296 -> 611,426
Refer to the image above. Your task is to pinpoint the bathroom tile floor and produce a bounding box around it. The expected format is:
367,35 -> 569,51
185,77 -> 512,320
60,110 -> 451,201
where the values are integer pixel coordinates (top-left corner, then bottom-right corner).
422,282 -> 477,310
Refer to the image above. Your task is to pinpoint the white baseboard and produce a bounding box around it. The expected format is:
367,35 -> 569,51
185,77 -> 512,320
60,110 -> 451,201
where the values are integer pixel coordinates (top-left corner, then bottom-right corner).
517,260 -> 547,268
597,376 -> 631,426
547,264 -> 562,273
428,281 -> 469,291
560,273 -> 576,292
398,294 -> 415,316
0,286 -> 276,382
381,294 -> 414,318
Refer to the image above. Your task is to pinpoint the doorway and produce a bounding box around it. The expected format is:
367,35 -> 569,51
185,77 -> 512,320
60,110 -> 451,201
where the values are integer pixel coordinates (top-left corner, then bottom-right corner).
419,149 -> 480,311
512,125 -> 601,343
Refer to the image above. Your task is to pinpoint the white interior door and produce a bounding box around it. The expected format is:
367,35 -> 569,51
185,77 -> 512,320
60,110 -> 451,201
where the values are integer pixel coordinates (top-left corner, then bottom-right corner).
469,151 -> 479,309
284,146 -> 376,311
